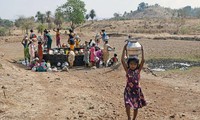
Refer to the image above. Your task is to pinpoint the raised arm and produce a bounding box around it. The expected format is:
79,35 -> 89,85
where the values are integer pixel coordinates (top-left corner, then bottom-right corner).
121,44 -> 128,72
138,45 -> 145,72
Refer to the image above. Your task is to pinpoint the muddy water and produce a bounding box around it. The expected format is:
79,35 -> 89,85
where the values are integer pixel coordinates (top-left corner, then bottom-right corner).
146,59 -> 200,71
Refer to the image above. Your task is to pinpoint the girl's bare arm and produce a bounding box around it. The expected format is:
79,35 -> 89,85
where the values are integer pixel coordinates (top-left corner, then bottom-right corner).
139,45 -> 145,72
121,44 -> 128,72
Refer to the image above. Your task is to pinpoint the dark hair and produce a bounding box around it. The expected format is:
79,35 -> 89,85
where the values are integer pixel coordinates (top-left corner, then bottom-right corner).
69,29 -> 73,33
57,28 -> 60,31
105,41 -> 108,44
30,29 -> 33,32
102,29 -> 105,32
127,57 -> 139,69
44,29 -> 48,33
92,43 -> 96,47
114,53 -> 117,57
38,41 -> 42,44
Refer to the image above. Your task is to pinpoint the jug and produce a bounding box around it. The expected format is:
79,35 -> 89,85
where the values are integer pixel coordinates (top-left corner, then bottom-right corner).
126,37 -> 141,57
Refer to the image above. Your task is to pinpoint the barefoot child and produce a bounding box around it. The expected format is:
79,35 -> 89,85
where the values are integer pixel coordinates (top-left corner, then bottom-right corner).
121,44 -> 146,120
108,53 -> 118,67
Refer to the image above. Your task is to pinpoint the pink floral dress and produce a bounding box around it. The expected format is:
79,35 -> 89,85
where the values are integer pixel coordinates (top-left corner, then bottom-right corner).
124,69 -> 146,109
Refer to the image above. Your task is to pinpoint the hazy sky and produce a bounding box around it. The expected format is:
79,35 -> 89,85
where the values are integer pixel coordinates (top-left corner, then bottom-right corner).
0,0 -> 200,20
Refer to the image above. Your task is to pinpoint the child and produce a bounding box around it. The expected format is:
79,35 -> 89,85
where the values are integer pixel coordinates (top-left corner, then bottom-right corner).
53,28 -> 61,48
121,44 -> 146,120
108,53 -> 118,67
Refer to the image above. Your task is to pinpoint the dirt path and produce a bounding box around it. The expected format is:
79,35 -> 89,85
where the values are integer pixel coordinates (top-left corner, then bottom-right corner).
0,38 -> 200,120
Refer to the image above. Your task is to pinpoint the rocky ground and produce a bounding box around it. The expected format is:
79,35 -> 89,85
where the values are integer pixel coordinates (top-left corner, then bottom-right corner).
0,32 -> 200,120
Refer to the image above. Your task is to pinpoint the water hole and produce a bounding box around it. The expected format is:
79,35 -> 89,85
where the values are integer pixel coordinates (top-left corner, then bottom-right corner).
146,59 -> 200,71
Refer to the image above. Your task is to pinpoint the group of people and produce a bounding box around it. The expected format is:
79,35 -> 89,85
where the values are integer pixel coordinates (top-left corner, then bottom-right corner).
21,29 -> 118,69
21,29 -> 52,71
21,29 -> 52,62
21,28 -> 147,120
82,30 -> 119,68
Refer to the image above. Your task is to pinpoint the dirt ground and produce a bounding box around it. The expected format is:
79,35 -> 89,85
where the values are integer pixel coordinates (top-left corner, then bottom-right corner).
0,32 -> 200,120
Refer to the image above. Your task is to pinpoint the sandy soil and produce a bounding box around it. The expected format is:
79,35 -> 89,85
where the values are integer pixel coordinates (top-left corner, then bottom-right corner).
0,33 -> 200,120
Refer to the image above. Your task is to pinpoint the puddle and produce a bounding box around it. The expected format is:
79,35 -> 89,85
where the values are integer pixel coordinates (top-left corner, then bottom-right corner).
146,59 -> 200,71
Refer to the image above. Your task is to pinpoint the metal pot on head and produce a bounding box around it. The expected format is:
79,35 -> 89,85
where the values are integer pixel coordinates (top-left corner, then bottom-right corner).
126,37 -> 141,58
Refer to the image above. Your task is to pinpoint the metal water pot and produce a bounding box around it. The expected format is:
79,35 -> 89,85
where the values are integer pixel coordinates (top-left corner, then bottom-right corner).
126,38 -> 141,57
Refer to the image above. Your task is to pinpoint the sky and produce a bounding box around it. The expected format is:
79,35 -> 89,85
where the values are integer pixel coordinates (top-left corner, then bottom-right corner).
0,0 -> 200,20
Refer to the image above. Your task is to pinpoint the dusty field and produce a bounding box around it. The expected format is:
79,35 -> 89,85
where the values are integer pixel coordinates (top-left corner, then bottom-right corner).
0,32 -> 200,120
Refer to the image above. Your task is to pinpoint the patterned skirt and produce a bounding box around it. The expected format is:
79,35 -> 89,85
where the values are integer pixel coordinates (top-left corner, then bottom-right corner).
124,86 -> 146,109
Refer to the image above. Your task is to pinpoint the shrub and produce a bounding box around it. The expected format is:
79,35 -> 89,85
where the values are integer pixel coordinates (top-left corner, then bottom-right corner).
37,24 -> 47,35
179,26 -> 190,34
0,27 -> 7,36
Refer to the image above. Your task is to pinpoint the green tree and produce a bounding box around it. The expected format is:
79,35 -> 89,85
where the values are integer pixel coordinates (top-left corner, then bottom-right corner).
0,18 -> 13,28
37,24 -> 47,35
0,18 -> 13,35
0,27 -> 7,36
85,14 -> 90,20
35,11 -> 45,24
177,6 -> 192,18
194,8 -> 200,18
123,11 -> 127,17
58,0 -> 86,30
15,16 -> 35,34
54,8 -> 64,28
113,13 -> 122,20
114,13 -> 120,18
89,9 -> 96,21
137,2 -> 148,11
46,11 -> 52,29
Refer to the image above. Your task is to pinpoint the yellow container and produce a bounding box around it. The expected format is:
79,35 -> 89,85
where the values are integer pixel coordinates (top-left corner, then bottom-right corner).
65,50 -> 69,55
